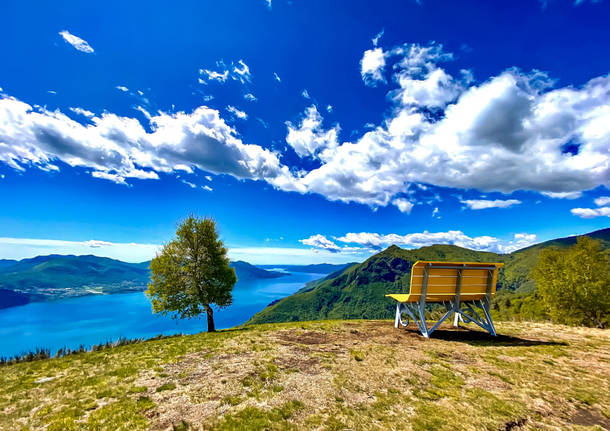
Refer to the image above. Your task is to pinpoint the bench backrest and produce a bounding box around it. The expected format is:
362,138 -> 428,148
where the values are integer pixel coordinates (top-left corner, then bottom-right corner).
409,261 -> 504,302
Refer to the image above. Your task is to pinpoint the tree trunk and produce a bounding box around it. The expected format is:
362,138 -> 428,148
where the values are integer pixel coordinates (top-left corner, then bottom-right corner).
205,305 -> 215,332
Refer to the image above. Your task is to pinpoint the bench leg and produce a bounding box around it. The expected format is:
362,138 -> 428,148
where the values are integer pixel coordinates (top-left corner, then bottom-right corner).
394,303 -> 400,329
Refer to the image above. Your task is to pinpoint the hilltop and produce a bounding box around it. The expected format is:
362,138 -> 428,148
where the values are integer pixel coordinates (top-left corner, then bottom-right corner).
248,228 -> 610,325
0,256 -> 286,308
1,320 -> 608,430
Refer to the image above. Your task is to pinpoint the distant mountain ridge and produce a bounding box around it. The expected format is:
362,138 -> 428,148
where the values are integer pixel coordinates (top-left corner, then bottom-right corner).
0,255 -> 288,308
247,228 -> 609,324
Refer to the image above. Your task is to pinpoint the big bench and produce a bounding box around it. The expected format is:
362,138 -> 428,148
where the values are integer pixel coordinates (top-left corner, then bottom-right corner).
385,261 -> 504,338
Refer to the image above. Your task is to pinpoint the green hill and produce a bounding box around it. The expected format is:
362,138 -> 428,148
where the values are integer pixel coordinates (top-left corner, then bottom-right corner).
0,255 -> 287,306
248,228 -> 610,324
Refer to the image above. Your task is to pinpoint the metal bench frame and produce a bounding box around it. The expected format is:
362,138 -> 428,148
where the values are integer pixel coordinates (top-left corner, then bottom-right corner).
393,263 -> 498,338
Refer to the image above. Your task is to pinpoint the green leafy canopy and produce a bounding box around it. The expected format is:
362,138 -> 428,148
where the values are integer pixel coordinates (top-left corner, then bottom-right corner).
146,216 -> 237,329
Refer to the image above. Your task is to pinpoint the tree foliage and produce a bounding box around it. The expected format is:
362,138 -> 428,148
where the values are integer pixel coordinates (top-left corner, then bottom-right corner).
532,236 -> 609,328
146,216 -> 237,332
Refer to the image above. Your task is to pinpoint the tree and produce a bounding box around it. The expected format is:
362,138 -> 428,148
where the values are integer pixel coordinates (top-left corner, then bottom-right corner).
146,216 -> 237,332
532,236 -> 609,328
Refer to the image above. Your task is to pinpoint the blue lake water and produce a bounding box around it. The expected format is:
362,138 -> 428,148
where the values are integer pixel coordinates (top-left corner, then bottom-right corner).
0,271 -> 324,358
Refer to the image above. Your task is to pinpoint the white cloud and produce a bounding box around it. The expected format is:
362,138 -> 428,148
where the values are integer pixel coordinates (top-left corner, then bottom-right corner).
334,230 -> 537,253
571,195 -> 610,218
285,105 -> 339,158
372,29 -> 384,47
288,43 -> 610,207
199,60 -> 252,85
204,175 -> 212,181
58,30 -> 94,53
360,47 -> 386,86
542,191 -> 583,199
431,207 -> 440,218
201,68 -> 229,83
461,199 -> 522,210
69,107 -> 94,118
0,237 -> 159,262
265,0 -> 272,10
232,60 -> 252,84
301,89 -> 310,99
226,105 -> 247,120
273,72 -> 281,82
392,198 -> 414,214
0,94 -> 299,191
244,93 -> 257,102
181,179 -> 196,188
116,86 -> 129,92
594,196 -> 610,207
326,105 -> 333,113
202,185 -> 213,191
571,207 -> 610,218
299,234 -> 342,252
228,246 -> 358,265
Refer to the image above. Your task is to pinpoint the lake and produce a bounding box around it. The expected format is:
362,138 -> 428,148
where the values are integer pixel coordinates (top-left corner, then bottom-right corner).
0,271 -> 324,358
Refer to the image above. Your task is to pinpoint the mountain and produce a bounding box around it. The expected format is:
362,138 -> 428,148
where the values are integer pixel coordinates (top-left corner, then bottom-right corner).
247,228 -> 610,324
0,254 -> 152,302
0,255 -> 287,307
259,263 -> 356,274
229,260 -> 287,281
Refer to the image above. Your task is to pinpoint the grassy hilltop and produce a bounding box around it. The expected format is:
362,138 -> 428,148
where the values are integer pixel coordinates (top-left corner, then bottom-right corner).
1,320 -> 608,430
247,228 -> 610,325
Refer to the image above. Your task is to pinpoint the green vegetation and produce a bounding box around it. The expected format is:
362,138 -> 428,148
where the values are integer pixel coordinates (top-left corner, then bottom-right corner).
247,228 -> 609,326
0,254 -> 151,304
532,236 -> 609,328
147,215 -> 237,332
1,320 -> 608,430
0,254 -> 283,309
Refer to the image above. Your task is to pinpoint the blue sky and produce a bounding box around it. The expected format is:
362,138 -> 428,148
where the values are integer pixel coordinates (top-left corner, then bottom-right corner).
0,0 -> 608,264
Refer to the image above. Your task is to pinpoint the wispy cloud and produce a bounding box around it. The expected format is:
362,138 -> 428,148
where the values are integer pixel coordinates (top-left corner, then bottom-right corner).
58,30 -> 94,53
226,105 -> 248,120
0,237 -> 159,262
461,199 -> 522,210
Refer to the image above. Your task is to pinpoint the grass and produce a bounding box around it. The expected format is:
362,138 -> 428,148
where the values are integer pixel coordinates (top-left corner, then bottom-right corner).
0,320 -> 608,430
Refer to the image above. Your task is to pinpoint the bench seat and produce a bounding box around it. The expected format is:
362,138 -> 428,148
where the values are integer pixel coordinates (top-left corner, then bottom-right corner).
386,261 -> 504,338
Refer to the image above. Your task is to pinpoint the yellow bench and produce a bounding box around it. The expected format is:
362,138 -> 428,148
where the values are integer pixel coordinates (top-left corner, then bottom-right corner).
385,261 -> 504,337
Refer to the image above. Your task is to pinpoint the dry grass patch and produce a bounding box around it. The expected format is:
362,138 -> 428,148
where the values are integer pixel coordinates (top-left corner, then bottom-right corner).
0,320 -> 608,430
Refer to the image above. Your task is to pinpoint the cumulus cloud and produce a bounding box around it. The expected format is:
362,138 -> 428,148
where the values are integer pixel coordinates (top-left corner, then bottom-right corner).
461,199 -> 522,210
594,196 -> 610,206
299,234 -> 341,252
301,89 -> 310,99
571,195 -> 610,218
244,93 -> 257,102
571,207 -> 610,218
58,30 -> 94,53
285,105 -> 339,158
0,94 -> 300,191
392,197 -> 414,214
360,47 -> 386,86
291,43 -> 609,207
69,107 -> 94,118
273,72 -> 281,82
116,86 -> 129,92
334,230 -> 537,253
